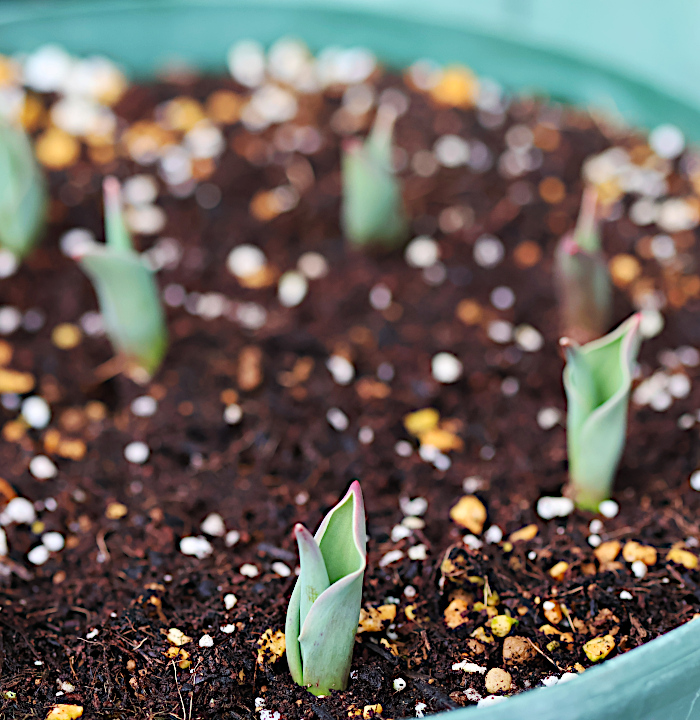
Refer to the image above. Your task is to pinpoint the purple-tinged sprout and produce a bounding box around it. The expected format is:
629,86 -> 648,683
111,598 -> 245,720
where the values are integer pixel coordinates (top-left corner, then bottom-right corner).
285,481 -> 367,696
554,186 -> 612,344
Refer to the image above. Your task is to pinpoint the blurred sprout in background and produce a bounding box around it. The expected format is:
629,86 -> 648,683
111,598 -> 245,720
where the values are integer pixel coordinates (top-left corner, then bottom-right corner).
0,119 -> 47,261
554,187 -> 612,344
70,176 -> 168,382
341,104 -> 408,250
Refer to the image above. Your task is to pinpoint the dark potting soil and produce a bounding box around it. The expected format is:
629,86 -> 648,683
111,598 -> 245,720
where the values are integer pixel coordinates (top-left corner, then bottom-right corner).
2,64 -> 700,720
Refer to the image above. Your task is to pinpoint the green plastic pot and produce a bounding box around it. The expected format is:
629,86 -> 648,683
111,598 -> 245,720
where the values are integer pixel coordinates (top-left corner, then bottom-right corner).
2,2 -> 700,718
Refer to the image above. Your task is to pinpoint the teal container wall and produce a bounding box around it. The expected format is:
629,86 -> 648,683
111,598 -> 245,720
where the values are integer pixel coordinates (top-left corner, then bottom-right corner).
1,2 -> 700,718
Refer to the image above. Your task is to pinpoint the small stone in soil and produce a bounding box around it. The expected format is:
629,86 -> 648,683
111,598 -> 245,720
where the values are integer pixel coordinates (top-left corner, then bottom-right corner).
431,352 -> 462,383
631,560 -> 648,579
487,320 -> 513,344
224,593 -> 238,610
399,496 -> 428,516
0,497 -> 36,525
42,531 -> 65,552
240,563 -> 259,577
131,395 -> 157,417
405,236 -> 440,268
224,403 -> 243,424
272,562 -> 291,577
327,407 -> 349,431
28,545 -> 50,565
278,271 -> 308,307
379,550 -> 404,567
393,678 -> 407,691
201,513 -> 226,537
21,396 -> 51,429
180,536 -> 213,559
408,544 -> 427,561
598,500 -> 619,518
221,624 -> 236,634
473,235 -> 505,268
358,426 -> 374,444
537,496 -> 574,520
515,324 -> 544,352
30,455 -> 57,479
226,244 -> 267,278
225,530 -> 241,547
485,525 -> 503,543
199,634 -> 214,647
124,442 -> 149,464
395,440 -> 413,457
690,470 -> 700,491
369,283 -> 392,310
296,251 -> 328,279
326,355 -> 355,384
537,407 -> 562,429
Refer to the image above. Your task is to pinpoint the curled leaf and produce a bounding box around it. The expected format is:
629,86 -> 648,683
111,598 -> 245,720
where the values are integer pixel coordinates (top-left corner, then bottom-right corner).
285,481 -> 367,696
562,313 -> 642,510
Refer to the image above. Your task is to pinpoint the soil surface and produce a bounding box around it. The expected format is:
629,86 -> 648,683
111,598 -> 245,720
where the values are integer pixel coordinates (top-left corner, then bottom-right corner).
2,57 -> 700,720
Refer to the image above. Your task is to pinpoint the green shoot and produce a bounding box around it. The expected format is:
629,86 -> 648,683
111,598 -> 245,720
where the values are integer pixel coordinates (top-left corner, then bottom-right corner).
341,105 -> 408,250
562,314 -> 642,510
285,481 -> 366,696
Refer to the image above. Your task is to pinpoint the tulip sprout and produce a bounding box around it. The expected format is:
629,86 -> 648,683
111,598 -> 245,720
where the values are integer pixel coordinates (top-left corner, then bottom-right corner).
285,481 -> 366,696
341,105 -> 408,249
554,187 -> 612,344
561,314 -> 642,510
70,177 -> 167,381
0,119 -> 47,258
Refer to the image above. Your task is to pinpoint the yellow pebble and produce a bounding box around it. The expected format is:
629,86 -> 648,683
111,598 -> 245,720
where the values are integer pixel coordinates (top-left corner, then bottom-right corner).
456,299 -> 483,326
549,561 -> 569,581
583,634 -> 615,662
164,97 -> 206,132
35,128 -> 81,170
45,706 -> 83,720
105,502 -> 128,520
31,520 -> 45,535
0,340 -> 12,366
484,667 -> 512,694
430,66 -> 479,108
206,90 -> 243,124
0,368 -> 35,394
594,540 -> 621,565
404,408 -> 440,436
166,628 -> 192,647
609,254 -> 641,287
509,524 -> 538,543
419,428 -> 463,452
622,541 -> 657,566
363,705 -> 382,719
491,615 -> 518,637
449,495 -> 487,535
667,546 -> 699,570
51,323 -> 82,350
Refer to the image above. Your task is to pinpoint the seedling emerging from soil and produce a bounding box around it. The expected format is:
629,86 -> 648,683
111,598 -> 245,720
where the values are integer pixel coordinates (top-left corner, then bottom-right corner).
0,119 -> 47,258
341,105 -> 408,249
554,187 -> 612,344
70,177 -> 167,381
285,480 -> 366,696
561,313 -> 642,510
